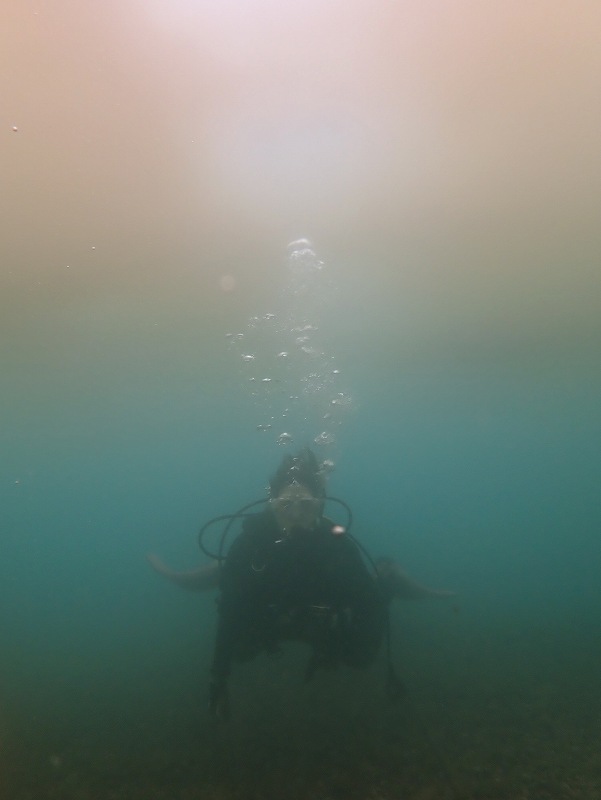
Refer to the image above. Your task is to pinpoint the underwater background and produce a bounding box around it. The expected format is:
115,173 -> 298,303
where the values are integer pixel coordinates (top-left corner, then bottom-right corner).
1,2 -> 600,798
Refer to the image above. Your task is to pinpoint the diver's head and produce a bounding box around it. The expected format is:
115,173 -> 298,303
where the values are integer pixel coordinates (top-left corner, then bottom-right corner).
269,448 -> 326,533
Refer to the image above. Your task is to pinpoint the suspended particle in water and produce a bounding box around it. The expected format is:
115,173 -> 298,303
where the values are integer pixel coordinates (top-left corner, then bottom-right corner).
263,313 -> 276,321
220,274 -> 237,293
277,351 -> 288,359
261,377 -> 272,384
321,459 -> 335,473
241,354 -> 255,363
277,432 -> 293,446
256,424 -> 272,432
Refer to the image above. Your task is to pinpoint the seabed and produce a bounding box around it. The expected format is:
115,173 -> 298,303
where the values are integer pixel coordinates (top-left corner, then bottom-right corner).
4,626 -> 601,800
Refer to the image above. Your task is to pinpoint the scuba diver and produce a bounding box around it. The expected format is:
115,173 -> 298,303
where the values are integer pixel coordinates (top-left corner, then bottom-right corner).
148,448 -> 453,719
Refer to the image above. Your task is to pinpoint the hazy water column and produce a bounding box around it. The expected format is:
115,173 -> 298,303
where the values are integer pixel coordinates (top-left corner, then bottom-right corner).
226,240 -> 355,458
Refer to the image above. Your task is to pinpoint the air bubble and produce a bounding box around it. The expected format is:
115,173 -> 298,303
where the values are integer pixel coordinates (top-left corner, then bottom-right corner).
331,393 -> 352,408
287,241 -> 324,271
228,240 -> 351,445
287,238 -> 312,253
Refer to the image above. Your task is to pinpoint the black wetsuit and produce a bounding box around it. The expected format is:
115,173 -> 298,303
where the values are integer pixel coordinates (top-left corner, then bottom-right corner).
210,511 -> 386,702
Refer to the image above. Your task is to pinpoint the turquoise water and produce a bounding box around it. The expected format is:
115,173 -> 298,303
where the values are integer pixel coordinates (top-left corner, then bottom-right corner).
2,241 -> 600,799
2,4 -> 600,794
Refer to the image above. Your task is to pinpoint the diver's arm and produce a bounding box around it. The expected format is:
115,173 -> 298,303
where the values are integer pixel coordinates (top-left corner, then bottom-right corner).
375,559 -> 455,600
146,554 -> 219,591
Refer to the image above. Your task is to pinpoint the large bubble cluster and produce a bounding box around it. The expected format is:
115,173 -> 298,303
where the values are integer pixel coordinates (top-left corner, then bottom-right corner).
226,240 -> 355,454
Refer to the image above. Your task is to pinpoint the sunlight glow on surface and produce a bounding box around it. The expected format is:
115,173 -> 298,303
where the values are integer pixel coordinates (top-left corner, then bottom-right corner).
141,0 -> 436,228
1,0 -> 599,354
